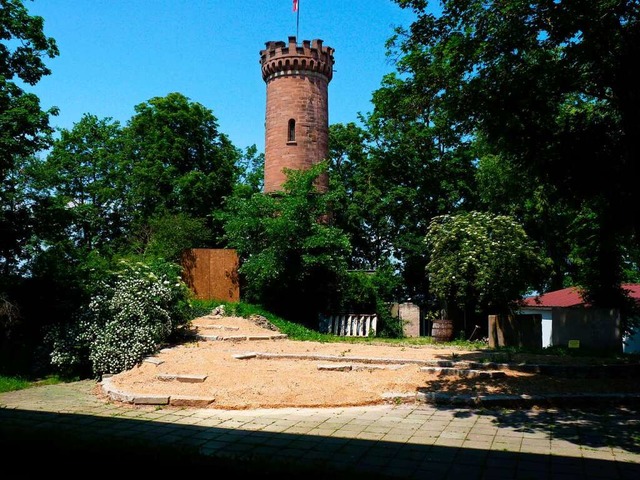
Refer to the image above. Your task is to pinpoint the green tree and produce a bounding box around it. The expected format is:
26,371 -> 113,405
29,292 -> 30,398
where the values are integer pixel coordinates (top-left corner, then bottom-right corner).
28,114 -> 128,254
0,1 -> 59,372
234,144 -> 264,198
474,145 -> 574,293
424,211 -> 552,329
222,162 -> 351,324
344,65 -> 478,301
392,0 -> 640,308
141,213 -> 212,262
328,122 -> 397,273
1,0 -> 59,275
123,92 -> 241,248
16,115 -> 129,334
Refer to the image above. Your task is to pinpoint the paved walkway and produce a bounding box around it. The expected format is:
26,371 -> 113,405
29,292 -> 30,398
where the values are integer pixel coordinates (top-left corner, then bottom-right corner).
1,380 -> 639,478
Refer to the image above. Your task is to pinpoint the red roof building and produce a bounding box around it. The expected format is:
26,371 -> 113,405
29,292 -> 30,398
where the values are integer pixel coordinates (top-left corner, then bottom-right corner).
520,284 -> 640,353
522,284 -> 640,308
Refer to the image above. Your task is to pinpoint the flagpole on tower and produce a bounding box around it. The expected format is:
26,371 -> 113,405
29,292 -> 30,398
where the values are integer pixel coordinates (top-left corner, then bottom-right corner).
293,0 -> 300,39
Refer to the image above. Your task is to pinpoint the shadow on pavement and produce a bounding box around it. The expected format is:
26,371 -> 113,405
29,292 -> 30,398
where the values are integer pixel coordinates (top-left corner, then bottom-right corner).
1,407 -> 639,479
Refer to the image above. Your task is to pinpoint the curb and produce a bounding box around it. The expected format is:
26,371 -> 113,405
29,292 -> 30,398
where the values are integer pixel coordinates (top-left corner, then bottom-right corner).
384,391 -> 640,408
100,375 -> 640,409
100,377 -> 215,407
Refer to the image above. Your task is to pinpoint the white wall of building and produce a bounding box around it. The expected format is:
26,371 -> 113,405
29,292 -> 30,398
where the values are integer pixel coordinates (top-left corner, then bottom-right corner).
519,307 -> 640,353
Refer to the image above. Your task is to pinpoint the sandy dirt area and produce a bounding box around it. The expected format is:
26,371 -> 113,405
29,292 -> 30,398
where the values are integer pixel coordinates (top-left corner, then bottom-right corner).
102,314 -> 640,409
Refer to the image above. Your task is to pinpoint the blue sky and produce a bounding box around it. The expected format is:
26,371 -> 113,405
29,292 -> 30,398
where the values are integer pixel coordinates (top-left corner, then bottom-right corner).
25,0 -> 417,154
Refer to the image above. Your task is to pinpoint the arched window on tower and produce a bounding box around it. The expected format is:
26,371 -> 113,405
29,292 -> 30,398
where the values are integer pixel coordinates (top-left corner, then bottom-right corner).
287,118 -> 296,143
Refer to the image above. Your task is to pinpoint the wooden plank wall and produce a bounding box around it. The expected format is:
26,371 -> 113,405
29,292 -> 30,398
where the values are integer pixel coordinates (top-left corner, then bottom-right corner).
181,248 -> 240,302
488,313 -> 542,349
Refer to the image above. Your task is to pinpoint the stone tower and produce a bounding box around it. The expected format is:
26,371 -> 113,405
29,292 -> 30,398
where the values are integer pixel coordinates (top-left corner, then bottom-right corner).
260,36 -> 334,193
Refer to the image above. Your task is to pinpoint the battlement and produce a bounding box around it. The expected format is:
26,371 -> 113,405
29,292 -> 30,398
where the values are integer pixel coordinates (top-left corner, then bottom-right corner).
260,36 -> 334,82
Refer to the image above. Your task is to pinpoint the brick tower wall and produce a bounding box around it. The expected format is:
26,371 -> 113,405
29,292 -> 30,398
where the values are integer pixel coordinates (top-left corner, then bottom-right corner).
260,37 -> 334,193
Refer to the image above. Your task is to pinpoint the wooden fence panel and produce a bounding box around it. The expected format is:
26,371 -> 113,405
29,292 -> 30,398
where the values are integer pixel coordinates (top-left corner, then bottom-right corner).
181,248 -> 240,302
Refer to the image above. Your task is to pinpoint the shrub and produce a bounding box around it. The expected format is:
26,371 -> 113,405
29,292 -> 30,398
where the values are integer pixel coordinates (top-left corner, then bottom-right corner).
375,299 -> 405,338
47,258 -> 193,378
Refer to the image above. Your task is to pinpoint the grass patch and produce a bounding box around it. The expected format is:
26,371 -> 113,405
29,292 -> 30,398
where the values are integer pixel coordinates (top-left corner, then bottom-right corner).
0,375 -> 31,393
0,374 -> 72,393
189,299 -> 490,347
189,299 -> 495,348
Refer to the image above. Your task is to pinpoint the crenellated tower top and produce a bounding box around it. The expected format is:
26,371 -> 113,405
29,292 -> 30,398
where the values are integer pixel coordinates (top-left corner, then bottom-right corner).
260,36 -> 334,193
260,36 -> 334,83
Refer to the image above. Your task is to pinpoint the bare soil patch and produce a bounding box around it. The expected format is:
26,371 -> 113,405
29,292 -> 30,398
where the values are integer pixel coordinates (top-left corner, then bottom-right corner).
103,315 -> 640,409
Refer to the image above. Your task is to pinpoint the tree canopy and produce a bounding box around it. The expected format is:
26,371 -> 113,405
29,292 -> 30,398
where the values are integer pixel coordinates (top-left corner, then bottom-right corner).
0,0 -> 59,175
0,0 -> 59,275
123,92 -> 241,242
223,162 -> 351,323
391,0 -> 640,308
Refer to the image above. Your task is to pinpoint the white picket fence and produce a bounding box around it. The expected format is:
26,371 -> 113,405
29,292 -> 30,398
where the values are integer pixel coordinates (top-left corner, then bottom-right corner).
319,313 -> 378,337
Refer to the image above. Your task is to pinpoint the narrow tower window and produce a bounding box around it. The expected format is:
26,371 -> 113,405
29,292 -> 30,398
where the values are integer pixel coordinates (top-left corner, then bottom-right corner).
288,119 -> 296,142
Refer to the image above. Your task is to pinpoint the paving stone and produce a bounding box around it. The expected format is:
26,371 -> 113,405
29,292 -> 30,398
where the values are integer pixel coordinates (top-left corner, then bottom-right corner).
199,325 -> 240,330
247,334 -> 288,340
420,366 -> 507,378
234,352 -> 258,359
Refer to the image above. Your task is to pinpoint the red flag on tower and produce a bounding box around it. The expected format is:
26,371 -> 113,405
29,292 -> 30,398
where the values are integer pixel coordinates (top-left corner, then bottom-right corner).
293,0 -> 298,12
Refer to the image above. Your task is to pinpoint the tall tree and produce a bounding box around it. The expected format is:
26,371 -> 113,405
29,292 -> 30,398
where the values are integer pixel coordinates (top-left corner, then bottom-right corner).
1,0 -> 59,370
223,162 -> 351,324
392,0 -> 640,308
17,114 -> 128,339
28,114 -> 127,256
123,92 -> 241,249
0,0 -> 59,275
328,122 -> 397,273
363,70 -> 478,302
474,144 -> 574,292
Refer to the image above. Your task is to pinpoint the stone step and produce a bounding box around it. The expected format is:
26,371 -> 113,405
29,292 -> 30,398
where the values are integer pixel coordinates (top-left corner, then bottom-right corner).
197,334 -> 288,342
156,374 -> 208,383
317,363 -> 408,372
234,352 -> 502,370
197,324 -> 240,331
420,366 -> 507,379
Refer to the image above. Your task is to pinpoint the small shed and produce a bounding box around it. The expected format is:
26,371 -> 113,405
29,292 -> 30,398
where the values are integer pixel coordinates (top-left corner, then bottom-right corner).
520,284 -> 640,353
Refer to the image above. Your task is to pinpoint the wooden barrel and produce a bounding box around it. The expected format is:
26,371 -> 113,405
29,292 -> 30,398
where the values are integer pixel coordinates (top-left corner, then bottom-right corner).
432,318 -> 454,342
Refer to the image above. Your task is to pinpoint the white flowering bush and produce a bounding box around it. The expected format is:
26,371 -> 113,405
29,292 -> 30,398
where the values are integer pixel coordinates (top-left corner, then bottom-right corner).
424,211 -> 552,315
46,312 -> 99,377
47,258 -> 193,377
